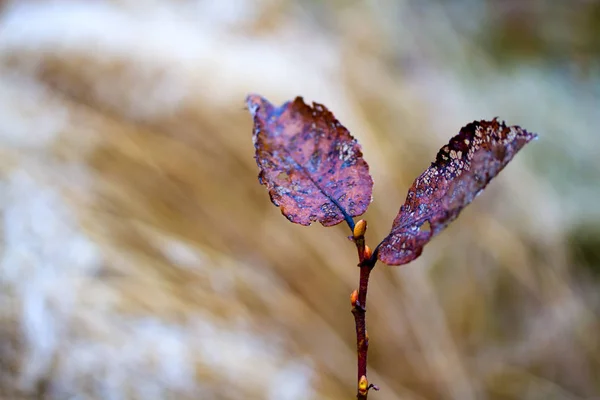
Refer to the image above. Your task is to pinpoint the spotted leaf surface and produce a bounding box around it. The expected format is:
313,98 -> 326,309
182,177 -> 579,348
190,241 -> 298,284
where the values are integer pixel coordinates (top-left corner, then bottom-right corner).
246,95 -> 373,227
378,119 -> 537,266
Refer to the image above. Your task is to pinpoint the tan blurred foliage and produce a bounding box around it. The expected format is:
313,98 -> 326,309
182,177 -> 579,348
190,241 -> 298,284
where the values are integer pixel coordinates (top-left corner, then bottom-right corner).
1,1 -> 599,399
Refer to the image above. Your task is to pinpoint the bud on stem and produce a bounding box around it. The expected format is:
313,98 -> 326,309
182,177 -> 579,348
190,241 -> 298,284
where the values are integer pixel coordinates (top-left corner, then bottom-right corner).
358,375 -> 369,396
363,245 -> 372,261
353,219 -> 367,239
350,289 -> 358,308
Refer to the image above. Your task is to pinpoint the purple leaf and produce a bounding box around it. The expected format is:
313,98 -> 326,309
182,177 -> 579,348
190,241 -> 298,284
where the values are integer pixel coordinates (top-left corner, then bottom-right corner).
378,118 -> 537,266
247,94 -> 373,227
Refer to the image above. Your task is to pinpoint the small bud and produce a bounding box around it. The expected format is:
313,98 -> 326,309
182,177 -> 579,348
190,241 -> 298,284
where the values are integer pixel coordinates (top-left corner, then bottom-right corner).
350,289 -> 358,307
363,245 -> 372,260
358,375 -> 369,395
353,220 -> 367,238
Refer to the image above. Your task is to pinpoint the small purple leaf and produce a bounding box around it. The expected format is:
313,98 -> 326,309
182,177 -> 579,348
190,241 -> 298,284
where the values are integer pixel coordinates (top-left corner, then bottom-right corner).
378,118 -> 537,266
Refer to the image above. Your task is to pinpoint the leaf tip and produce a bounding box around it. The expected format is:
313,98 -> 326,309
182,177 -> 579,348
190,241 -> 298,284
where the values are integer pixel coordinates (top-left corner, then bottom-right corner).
245,94 -> 266,116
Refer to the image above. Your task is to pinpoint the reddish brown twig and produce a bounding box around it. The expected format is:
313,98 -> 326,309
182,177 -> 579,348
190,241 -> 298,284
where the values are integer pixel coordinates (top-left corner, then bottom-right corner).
350,220 -> 379,399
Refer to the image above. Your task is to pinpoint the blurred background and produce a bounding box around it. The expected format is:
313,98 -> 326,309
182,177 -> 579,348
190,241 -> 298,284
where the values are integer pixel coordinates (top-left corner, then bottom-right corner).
0,1 -> 599,399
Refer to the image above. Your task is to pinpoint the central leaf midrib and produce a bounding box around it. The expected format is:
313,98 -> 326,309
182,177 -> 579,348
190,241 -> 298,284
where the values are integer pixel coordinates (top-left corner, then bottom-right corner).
280,146 -> 354,228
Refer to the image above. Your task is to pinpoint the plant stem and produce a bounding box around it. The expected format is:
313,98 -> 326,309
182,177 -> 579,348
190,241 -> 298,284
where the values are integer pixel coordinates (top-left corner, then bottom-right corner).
352,265 -> 371,397
351,229 -> 378,399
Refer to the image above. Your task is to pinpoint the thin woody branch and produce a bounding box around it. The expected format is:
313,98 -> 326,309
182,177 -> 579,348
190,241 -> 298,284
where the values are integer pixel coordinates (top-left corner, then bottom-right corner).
350,220 -> 379,399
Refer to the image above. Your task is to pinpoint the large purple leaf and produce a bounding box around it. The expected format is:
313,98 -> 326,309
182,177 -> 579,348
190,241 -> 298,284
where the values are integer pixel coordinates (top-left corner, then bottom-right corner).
246,95 -> 373,227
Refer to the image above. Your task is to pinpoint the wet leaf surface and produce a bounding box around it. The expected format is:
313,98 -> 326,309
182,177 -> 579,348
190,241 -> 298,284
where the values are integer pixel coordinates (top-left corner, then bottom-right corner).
246,95 -> 373,227
378,119 -> 537,266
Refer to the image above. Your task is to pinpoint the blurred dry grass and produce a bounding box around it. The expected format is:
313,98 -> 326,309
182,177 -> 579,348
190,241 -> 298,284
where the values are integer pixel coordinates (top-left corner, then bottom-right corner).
0,1 -> 599,399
